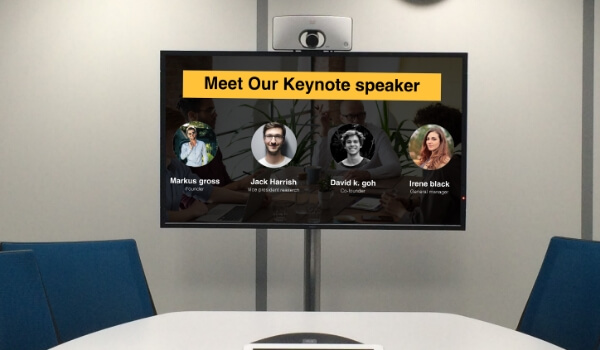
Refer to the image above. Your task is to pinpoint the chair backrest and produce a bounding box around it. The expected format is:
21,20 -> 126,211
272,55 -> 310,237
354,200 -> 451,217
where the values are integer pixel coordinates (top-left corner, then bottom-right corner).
517,236 -> 600,350
0,250 -> 59,350
0,239 -> 156,343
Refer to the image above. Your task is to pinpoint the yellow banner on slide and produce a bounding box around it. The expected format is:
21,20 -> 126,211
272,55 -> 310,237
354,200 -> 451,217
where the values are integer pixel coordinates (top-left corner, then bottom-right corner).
183,70 -> 441,101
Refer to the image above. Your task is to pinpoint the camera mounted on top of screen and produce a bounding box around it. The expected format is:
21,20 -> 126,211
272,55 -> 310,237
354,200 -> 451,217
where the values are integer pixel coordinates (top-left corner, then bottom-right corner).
272,16 -> 353,51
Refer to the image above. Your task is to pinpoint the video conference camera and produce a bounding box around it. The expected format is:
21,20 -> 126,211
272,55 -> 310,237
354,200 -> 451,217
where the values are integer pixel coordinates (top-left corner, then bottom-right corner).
272,16 -> 353,51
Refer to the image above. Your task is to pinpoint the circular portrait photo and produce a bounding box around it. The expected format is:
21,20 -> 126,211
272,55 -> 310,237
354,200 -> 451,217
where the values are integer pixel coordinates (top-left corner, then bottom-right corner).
173,121 -> 218,168
251,122 -> 297,168
408,124 -> 455,170
330,124 -> 375,169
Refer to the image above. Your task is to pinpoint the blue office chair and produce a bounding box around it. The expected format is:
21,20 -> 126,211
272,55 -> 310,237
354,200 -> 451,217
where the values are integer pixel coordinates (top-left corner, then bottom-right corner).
0,239 -> 156,343
517,236 -> 600,350
0,250 -> 59,350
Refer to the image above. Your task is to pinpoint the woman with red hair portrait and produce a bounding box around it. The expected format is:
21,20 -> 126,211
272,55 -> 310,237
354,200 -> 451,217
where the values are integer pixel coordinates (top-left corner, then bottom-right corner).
417,127 -> 451,170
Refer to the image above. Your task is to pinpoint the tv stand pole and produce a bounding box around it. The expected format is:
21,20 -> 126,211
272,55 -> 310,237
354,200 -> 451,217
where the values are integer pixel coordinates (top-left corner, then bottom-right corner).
256,228 -> 268,311
304,228 -> 321,311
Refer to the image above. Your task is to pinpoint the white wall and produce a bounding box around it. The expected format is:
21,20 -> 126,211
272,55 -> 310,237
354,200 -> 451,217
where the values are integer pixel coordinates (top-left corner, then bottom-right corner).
0,0 -> 585,329
0,0 -> 260,311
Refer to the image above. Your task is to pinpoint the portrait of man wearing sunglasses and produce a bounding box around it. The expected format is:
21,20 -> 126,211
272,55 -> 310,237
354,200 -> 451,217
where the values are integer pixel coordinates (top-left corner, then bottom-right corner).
313,100 -> 402,181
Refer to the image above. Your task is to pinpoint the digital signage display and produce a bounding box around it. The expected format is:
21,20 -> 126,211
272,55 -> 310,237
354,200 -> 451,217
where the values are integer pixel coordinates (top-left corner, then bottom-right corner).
161,51 -> 467,230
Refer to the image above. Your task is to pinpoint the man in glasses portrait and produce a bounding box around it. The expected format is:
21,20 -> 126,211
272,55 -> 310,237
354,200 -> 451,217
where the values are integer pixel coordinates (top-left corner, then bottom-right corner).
313,100 -> 402,181
257,122 -> 293,168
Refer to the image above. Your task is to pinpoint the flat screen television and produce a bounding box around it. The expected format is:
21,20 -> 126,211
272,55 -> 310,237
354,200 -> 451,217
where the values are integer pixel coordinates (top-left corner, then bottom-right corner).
161,51 -> 467,230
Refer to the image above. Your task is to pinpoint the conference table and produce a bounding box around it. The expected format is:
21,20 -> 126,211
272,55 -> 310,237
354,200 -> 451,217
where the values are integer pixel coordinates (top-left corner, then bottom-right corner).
49,311 -> 563,349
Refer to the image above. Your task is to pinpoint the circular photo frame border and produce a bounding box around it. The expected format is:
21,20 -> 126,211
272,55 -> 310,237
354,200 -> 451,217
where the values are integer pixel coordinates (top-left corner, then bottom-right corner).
408,124 -> 455,170
251,123 -> 298,168
173,121 -> 219,168
329,123 -> 376,166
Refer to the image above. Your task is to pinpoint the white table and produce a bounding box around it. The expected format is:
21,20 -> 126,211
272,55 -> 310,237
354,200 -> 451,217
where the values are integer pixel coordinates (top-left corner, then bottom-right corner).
50,311 -> 563,350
